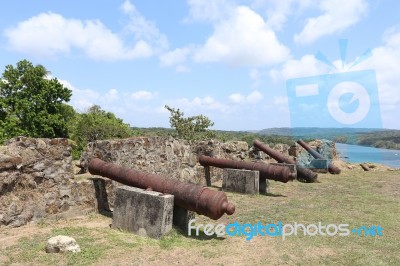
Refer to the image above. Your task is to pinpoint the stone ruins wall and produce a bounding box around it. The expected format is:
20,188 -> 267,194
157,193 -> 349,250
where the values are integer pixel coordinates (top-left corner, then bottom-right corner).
0,137 -> 100,228
0,136 -> 251,227
78,137 -> 249,185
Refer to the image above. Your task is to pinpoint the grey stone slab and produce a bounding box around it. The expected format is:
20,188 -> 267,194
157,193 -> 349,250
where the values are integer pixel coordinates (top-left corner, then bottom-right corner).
112,186 -> 174,239
309,159 -> 329,173
222,168 -> 259,194
259,177 -> 269,194
173,205 -> 195,233
91,178 -> 111,213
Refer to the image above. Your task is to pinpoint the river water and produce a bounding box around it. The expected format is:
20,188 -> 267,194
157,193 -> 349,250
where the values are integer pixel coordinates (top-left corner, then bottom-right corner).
335,143 -> 400,168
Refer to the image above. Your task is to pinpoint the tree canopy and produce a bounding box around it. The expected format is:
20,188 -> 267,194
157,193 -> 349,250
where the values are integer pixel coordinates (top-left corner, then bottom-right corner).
71,105 -> 134,157
165,105 -> 215,141
0,60 -> 72,142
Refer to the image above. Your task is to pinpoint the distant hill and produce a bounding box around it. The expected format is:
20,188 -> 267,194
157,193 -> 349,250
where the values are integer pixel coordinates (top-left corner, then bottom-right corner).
258,127 -> 382,142
132,126 -> 400,150
257,127 -> 400,149
258,127 -> 384,137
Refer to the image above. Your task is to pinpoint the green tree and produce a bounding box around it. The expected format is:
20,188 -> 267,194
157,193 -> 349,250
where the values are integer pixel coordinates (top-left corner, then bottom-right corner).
71,105 -> 134,158
333,135 -> 348,144
0,60 -> 72,142
165,105 -> 215,141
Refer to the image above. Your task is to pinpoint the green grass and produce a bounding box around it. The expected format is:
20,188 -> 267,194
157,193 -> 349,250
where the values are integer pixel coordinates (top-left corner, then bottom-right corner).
1,169 -> 399,265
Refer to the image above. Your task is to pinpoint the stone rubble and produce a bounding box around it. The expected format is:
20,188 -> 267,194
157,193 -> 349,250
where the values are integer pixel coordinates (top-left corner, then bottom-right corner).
45,235 -> 81,253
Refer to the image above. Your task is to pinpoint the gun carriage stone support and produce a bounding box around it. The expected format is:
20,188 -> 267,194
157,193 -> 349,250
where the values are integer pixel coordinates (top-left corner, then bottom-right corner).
296,140 -> 341,174
253,139 -> 318,183
198,155 -> 296,183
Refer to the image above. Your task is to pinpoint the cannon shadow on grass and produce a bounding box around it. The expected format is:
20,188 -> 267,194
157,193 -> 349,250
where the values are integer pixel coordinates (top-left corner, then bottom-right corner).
261,192 -> 287,197
175,227 -> 226,241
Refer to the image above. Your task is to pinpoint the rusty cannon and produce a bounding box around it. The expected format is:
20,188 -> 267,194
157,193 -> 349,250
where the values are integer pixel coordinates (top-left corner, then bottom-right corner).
88,158 -> 235,220
198,155 -> 296,183
253,139 -> 318,183
297,140 -> 341,174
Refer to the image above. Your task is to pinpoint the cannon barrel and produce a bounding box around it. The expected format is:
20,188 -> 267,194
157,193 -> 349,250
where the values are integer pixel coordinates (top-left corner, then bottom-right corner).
297,140 -> 341,174
253,139 -> 318,183
88,158 -> 235,220
360,163 -> 370,171
198,155 -> 296,183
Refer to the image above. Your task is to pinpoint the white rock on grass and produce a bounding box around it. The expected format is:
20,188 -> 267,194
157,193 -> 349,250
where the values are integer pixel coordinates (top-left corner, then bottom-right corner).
45,235 -> 81,253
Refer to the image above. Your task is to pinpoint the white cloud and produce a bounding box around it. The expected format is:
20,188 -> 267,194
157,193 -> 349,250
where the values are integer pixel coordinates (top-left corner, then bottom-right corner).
193,6 -> 290,67
273,96 -> 288,106
229,90 -> 263,104
58,79 -> 100,111
264,1 -> 294,31
103,89 -> 119,103
294,0 -> 368,44
167,96 -> 230,114
247,91 -> 264,103
186,0 -> 235,22
353,28 -> 400,128
269,54 -> 328,82
159,47 -> 192,72
229,93 -> 245,104
262,0 -> 314,31
122,1 -> 168,54
131,90 -> 158,100
59,79 -> 127,115
4,1 -> 167,60
160,47 -> 192,67
161,2 -> 289,69
269,27 -> 400,129
121,0 -> 135,14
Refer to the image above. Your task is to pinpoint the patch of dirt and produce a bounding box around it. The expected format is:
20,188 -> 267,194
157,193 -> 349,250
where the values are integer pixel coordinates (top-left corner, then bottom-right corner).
0,216 -> 110,251
0,222 -> 52,249
334,158 -> 397,172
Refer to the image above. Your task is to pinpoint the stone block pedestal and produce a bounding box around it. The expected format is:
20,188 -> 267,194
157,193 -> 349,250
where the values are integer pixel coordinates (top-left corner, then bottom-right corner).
112,186 -> 174,239
173,205 -> 195,233
309,159 -> 329,173
110,186 -> 196,239
222,168 -> 263,194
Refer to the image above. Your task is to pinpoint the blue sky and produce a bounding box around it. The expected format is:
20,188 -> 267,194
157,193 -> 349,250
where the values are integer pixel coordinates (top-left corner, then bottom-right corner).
0,0 -> 399,130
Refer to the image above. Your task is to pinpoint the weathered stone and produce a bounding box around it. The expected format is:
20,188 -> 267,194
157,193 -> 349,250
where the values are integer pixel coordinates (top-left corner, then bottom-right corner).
79,137 -> 249,185
297,139 -> 338,168
259,178 -> 269,194
309,159 -> 329,173
112,186 -> 174,239
91,177 -> 111,212
45,235 -> 81,253
173,205 -> 195,233
0,154 -> 22,170
222,169 -> 260,194
0,137 -> 73,227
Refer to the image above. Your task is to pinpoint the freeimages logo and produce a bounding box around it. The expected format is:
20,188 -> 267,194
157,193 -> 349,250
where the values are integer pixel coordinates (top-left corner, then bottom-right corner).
286,39 -> 382,129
